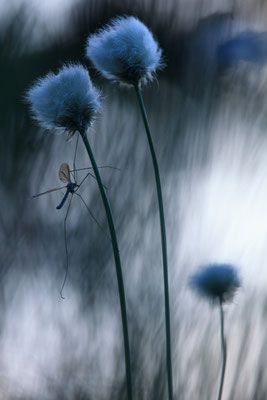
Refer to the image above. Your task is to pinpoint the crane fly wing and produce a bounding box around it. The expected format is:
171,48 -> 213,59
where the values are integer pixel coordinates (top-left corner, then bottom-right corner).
59,163 -> 71,183
32,186 -> 66,198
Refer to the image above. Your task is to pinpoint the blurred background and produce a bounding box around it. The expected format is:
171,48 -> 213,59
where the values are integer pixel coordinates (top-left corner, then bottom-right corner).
1,0 -> 267,399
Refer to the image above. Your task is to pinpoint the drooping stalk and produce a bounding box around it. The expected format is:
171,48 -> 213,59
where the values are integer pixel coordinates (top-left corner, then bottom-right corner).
79,129 -> 132,400
217,298 -> 227,400
134,84 -> 173,400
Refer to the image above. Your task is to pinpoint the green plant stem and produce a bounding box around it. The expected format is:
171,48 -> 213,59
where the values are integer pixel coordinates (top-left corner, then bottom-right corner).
134,85 -> 173,400
217,299 -> 227,400
80,130 -> 132,400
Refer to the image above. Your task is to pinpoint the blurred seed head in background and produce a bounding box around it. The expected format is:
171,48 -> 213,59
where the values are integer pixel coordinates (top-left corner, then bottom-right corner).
190,263 -> 241,303
1,0 -> 267,399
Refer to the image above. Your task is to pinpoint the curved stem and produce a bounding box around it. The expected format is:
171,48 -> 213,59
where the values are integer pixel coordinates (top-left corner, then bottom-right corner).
79,130 -> 132,400
217,299 -> 227,400
134,85 -> 173,400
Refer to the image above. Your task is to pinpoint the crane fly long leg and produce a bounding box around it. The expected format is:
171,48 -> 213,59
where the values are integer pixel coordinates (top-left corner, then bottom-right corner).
60,194 -> 73,299
74,193 -> 111,241
78,172 -> 108,191
32,186 -> 66,198
70,166 -> 121,172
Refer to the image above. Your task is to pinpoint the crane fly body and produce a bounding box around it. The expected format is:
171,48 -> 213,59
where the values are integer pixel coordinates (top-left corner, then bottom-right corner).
56,163 -> 79,210
32,163 -> 80,209
32,162 -> 110,209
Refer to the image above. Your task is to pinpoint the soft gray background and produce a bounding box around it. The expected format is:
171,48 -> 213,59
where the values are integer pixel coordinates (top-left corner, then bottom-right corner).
1,0 -> 267,399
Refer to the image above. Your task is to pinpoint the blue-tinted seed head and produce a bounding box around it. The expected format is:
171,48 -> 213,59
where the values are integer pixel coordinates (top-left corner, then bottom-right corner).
86,16 -> 163,86
26,64 -> 101,135
190,263 -> 241,303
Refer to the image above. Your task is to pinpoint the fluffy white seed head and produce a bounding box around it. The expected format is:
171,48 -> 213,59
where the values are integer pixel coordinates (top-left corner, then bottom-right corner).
26,64 -> 101,135
86,16 -> 163,86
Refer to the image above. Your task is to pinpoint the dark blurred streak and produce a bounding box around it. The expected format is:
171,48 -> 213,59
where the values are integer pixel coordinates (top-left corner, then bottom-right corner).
1,0 -> 267,399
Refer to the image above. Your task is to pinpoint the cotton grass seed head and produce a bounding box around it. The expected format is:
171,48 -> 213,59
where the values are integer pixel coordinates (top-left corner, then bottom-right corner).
86,16 -> 163,86
190,263 -> 241,303
26,64 -> 101,137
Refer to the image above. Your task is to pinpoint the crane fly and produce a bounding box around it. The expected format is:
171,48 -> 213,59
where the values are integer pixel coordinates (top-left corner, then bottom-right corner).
56,163 -> 78,209
31,163 -> 98,208
32,163 -> 80,209
32,161 -> 114,298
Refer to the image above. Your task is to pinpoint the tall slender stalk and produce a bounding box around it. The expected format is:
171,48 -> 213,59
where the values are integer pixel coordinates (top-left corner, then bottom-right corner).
134,84 -> 173,400
217,299 -> 227,400
79,129 -> 133,400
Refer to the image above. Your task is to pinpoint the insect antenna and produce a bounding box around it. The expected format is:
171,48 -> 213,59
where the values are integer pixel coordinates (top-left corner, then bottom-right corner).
60,195 -> 73,299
